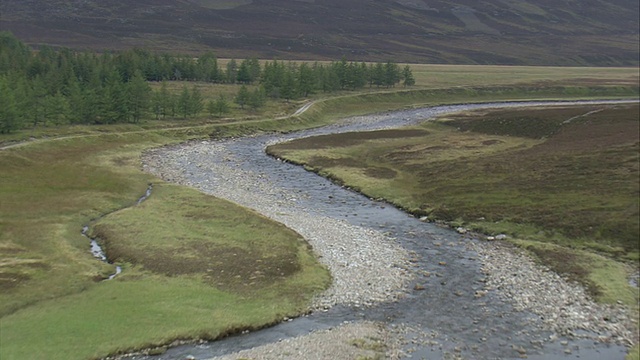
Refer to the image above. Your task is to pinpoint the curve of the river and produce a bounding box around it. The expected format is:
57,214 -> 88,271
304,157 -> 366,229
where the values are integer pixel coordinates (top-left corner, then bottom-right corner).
134,100 -> 637,360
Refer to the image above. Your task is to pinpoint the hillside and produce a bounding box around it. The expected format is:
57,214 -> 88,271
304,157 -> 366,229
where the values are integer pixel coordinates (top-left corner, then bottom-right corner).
1,0 -> 638,65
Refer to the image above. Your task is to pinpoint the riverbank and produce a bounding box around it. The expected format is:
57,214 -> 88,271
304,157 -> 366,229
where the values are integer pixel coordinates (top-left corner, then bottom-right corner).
143,141 -> 413,311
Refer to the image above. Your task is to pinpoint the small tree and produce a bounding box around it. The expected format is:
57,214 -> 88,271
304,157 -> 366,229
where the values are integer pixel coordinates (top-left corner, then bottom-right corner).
383,61 -> 401,88
402,65 -> 416,87
371,63 -> 385,87
235,85 -> 250,109
177,85 -> 190,118
226,59 -> 238,84
151,81 -> 168,119
297,63 -> 315,97
188,85 -> 204,117
280,71 -> 296,101
248,86 -> 266,111
207,95 -> 230,117
127,70 -> 151,123
0,77 -> 20,133
43,91 -> 70,126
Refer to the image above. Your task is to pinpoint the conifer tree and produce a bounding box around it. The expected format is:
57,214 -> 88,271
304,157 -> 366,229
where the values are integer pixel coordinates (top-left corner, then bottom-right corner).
151,81 -> 172,119
235,84 -> 250,109
297,63 -> 315,97
178,85 -> 191,118
102,69 -> 129,123
226,59 -> 238,84
43,91 -> 70,126
0,77 -> 19,133
188,85 -> 204,117
402,65 -> 416,87
280,70 -> 297,101
128,70 -> 151,123
248,86 -> 267,110
207,95 -> 230,117
384,61 -> 401,87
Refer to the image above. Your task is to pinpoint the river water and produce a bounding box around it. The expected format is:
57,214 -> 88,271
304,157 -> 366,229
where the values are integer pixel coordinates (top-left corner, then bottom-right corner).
128,100 -> 635,360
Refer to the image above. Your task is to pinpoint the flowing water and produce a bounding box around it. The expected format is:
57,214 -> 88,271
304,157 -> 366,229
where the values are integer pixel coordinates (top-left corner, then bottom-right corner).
84,184 -> 153,280
126,101 -> 635,360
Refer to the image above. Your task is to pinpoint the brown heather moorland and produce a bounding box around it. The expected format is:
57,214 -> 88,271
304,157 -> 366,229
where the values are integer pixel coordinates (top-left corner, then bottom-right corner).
1,0 -> 638,66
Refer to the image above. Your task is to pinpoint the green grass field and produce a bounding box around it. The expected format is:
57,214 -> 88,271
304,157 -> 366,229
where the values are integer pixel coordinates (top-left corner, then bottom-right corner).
0,132 -> 330,360
1,64 -> 638,359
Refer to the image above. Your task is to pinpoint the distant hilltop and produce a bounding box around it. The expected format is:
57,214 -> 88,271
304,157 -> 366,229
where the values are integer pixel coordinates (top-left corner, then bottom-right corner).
1,0 -> 638,66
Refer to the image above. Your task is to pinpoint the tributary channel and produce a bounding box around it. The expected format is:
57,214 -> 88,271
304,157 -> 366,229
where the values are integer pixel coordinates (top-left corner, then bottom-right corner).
130,100 -> 636,360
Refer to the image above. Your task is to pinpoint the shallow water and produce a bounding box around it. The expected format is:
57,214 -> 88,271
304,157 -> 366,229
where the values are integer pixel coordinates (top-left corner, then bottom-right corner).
85,184 -> 153,281
128,101 -> 634,360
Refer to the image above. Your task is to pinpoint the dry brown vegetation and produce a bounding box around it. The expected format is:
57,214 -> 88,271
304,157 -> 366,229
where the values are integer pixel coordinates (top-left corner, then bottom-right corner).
268,103 -> 640,268
1,0 -> 637,65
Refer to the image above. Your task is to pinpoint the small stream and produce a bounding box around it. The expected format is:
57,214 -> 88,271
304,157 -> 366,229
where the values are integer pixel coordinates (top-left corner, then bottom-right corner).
127,101 -> 636,360
84,184 -> 153,280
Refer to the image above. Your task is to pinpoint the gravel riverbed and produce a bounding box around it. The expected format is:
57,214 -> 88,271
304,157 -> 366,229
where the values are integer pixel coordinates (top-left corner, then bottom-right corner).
144,141 -> 412,311
140,102 -> 638,359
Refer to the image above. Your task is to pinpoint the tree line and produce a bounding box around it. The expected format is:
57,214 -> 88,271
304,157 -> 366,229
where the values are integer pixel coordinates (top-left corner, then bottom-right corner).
0,32 -> 415,133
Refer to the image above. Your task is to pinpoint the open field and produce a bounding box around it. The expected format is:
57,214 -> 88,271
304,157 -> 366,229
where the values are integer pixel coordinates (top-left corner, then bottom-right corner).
0,65 -> 638,359
268,103 -> 640,304
0,132 -> 329,359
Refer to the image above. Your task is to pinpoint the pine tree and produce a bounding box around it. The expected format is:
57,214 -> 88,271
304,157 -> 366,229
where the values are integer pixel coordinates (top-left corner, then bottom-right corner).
207,95 -> 230,117
178,85 -> 191,118
226,59 -> 238,84
235,85 -> 250,109
0,76 -> 20,133
383,61 -> 401,88
237,59 -> 252,84
402,65 -> 416,87
29,76 -> 48,127
151,81 -> 172,119
280,70 -> 297,101
371,63 -> 386,87
43,91 -> 70,126
66,76 -> 86,124
127,70 -> 151,123
102,69 -> 129,123
188,85 -> 204,117
297,63 -> 315,97
248,86 -> 266,111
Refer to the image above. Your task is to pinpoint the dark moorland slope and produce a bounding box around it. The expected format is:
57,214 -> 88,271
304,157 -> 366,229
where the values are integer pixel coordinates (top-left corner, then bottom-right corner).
1,0 -> 638,65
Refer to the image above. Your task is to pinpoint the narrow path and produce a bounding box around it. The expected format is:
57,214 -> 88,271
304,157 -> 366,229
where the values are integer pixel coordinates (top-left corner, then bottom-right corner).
0,100 -> 317,151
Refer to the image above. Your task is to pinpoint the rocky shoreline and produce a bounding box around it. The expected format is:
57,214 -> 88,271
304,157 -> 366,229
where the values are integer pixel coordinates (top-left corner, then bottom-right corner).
467,240 -> 637,347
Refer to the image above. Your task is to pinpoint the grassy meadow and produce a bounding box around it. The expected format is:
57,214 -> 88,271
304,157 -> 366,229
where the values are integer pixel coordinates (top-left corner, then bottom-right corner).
0,64 -> 638,359
0,131 -> 330,360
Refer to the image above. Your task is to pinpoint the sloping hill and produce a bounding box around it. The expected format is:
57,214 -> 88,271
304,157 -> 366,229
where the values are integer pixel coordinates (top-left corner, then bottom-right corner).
1,0 -> 638,65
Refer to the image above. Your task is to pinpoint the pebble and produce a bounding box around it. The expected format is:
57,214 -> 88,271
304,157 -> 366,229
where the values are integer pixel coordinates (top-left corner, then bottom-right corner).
466,240 -> 637,347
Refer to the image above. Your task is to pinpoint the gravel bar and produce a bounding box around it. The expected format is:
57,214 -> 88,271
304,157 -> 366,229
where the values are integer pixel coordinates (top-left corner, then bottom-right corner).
143,141 -> 412,310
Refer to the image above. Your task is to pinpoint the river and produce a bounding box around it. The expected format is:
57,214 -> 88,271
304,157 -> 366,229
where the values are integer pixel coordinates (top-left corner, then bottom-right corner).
131,100 -> 636,360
